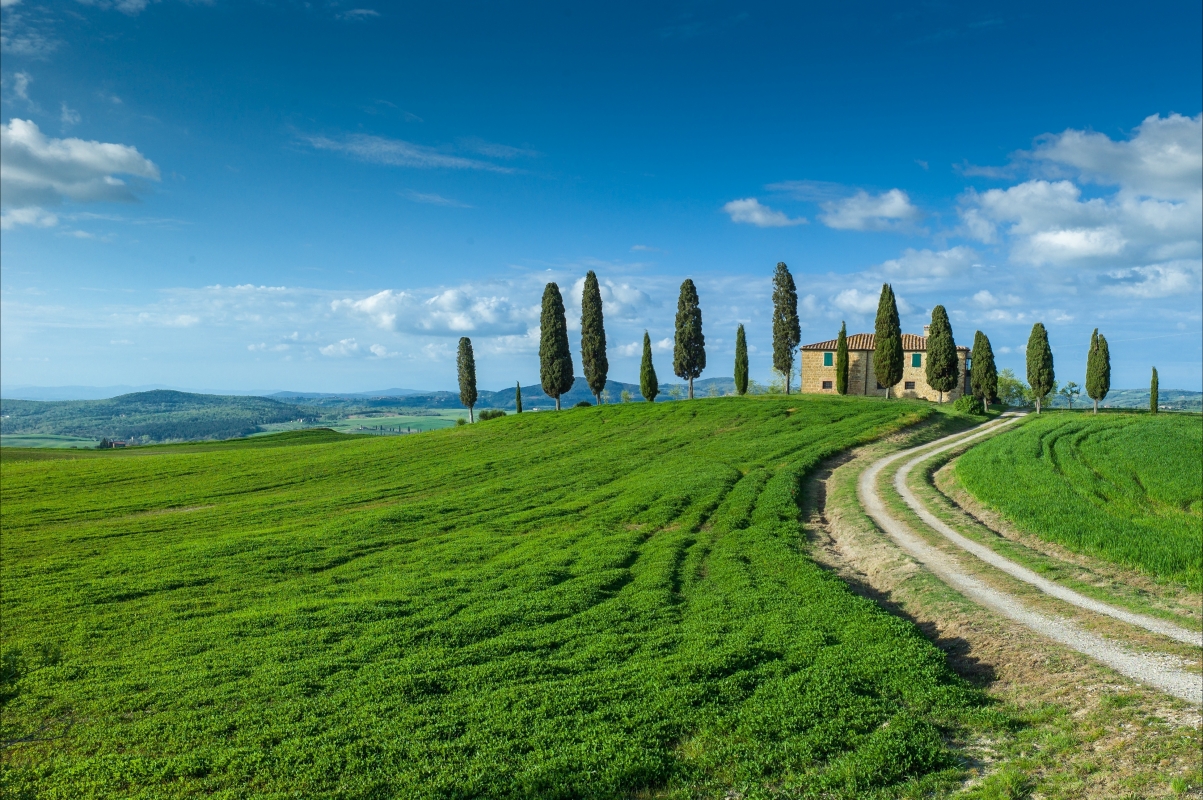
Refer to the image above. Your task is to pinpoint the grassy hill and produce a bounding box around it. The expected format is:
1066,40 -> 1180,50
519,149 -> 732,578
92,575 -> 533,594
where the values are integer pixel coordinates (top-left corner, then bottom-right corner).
0,390 -> 326,444
956,413 -> 1203,588
1,396 -> 990,798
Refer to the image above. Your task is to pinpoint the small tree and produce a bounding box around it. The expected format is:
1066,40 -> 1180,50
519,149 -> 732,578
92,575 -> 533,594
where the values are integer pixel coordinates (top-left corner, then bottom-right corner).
873,283 -> 903,397
620,389 -> 632,403
1085,328 -> 1111,414
1150,367 -> 1159,414
640,331 -> 659,402
457,337 -> 478,422
673,279 -> 706,398
668,384 -> 683,401
1059,381 -> 1080,410
969,330 -> 997,414
771,262 -> 801,394
835,321 -> 849,395
734,324 -> 749,396
515,381 -> 523,414
996,368 -> 1027,407
1026,322 -> 1055,414
925,305 -> 958,403
539,282 -> 575,410
580,270 -> 609,405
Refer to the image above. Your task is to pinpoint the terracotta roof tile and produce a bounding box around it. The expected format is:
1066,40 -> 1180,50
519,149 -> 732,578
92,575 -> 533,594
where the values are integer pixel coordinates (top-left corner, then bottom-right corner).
801,333 -> 969,352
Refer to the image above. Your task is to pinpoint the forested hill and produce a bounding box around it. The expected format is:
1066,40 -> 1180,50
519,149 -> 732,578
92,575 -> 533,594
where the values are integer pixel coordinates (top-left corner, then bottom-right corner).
0,391 -> 322,444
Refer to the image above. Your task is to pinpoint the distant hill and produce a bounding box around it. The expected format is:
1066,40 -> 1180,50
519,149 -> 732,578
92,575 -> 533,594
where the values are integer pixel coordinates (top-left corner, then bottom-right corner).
0,390 -> 325,444
1044,388 -> 1201,412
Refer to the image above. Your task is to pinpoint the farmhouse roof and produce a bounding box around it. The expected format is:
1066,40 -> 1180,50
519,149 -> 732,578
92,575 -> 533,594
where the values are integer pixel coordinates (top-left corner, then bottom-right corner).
801,333 -> 969,353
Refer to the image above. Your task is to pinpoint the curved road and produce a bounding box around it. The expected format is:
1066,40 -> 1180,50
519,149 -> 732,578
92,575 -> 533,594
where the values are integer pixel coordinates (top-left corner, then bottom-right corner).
858,419 -> 1202,705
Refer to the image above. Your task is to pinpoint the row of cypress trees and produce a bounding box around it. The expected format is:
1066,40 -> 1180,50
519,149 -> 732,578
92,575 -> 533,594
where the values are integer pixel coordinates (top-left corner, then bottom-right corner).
456,267 -> 1120,418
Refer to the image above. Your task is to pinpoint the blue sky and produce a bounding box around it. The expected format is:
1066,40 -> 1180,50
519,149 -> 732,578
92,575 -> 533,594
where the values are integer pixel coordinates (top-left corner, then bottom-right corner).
2,0 -> 1200,394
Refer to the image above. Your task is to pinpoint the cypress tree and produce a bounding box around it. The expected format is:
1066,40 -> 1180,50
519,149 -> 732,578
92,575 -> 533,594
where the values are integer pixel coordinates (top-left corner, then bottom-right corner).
771,262 -> 801,394
835,321 -> 849,395
873,283 -> 903,397
734,324 -> 749,396
1150,367 -> 1159,414
539,282 -> 574,410
673,278 -> 706,398
925,305 -> 959,403
969,330 -> 997,414
1026,322 -> 1055,414
640,331 -> 659,402
515,381 -> 522,414
1085,328 -> 1111,414
580,270 -> 609,404
457,337 -> 477,423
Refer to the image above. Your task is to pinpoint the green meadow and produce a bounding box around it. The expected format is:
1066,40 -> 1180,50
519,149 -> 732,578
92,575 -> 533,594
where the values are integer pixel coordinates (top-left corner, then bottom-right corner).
956,413 -> 1203,589
2,397 -> 989,799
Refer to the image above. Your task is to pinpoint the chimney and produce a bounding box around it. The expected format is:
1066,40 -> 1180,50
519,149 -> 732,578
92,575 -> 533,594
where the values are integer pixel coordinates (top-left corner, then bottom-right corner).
923,324 -> 930,337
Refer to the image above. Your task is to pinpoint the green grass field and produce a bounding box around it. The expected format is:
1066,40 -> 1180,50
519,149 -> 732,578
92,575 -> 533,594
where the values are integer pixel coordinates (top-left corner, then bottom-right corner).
1,397 -> 991,799
956,413 -> 1203,589
0,434 -> 100,449
257,411 -> 466,437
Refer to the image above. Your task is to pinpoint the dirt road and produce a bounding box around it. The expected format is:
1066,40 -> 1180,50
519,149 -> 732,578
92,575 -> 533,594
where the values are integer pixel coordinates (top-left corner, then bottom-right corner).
858,419 -> 1203,705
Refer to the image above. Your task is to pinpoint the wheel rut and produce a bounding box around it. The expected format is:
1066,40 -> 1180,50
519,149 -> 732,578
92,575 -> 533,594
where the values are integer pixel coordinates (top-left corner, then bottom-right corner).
857,417 -> 1202,705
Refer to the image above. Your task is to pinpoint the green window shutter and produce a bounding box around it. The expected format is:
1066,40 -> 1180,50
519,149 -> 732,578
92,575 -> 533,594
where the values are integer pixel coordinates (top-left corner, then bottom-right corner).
911,353 -> 921,367
824,352 -> 833,366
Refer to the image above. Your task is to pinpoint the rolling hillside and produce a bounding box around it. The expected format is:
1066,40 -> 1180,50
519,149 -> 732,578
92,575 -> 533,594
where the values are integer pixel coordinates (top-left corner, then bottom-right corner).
1,396 -> 989,798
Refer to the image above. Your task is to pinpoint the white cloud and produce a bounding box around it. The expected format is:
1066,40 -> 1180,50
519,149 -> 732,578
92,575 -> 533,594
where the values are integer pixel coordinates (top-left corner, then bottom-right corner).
60,102 -> 80,126
1,11 -> 57,56
819,189 -> 921,231
0,119 -> 160,226
12,70 -> 31,101
1101,261 -> 1199,299
0,207 -> 57,230
615,341 -> 641,357
320,338 -> 360,357
630,244 -> 660,252
401,189 -> 472,207
832,287 -> 912,316
723,197 -> 807,227
878,246 -> 977,280
1,0 -> 24,8
338,9 -> 379,21
566,276 -> 653,321
959,115 -> 1202,269
75,0 -> 155,14
332,285 -> 536,336
654,337 -> 673,352
306,133 -> 514,173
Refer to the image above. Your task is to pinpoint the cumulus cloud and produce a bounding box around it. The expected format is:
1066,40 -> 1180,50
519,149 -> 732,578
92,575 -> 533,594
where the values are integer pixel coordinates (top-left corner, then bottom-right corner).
306,133 -> 515,173
0,206 -> 57,230
958,115 -> 1202,269
832,287 -> 913,316
818,189 -> 921,232
332,285 -> 536,336
1100,261 -> 1199,299
566,275 -> 653,320
878,246 -> 978,280
0,119 -> 160,227
723,197 -> 807,227
320,338 -> 360,357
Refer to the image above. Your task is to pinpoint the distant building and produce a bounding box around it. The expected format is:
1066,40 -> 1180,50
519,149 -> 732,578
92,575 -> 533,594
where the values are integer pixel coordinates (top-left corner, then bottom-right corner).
800,329 -> 970,401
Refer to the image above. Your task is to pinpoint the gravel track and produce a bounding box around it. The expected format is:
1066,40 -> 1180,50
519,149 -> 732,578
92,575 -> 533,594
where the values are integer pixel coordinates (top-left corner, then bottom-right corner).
858,420 -> 1203,705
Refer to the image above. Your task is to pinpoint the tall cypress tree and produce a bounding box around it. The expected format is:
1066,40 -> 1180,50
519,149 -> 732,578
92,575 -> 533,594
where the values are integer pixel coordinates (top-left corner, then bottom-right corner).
734,324 -> 749,396
539,282 -> 574,410
1150,367 -> 1159,414
1026,322 -> 1055,414
640,331 -> 659,402
969,330 -> 998,414
835,321 -> 849,395
515,381 -> 522,414
873,284 -> 903,397
925,305 -> 958,403
673,279 -> 706,398
771,262 -> 801,394
580,270 -> 609,404
457,337 -> 477,423
1085,328 -> 1111,415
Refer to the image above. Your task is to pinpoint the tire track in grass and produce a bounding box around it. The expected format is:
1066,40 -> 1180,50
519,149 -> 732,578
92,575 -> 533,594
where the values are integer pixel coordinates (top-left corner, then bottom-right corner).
859,419 -> 1202,705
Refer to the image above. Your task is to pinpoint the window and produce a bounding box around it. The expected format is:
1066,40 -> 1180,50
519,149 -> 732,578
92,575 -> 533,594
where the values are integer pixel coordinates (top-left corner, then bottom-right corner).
823,352 -> 834,366
911,353 -> 922,367
904,381 -> 916,390
877,382 -> 887,390
822,380 -> 833,389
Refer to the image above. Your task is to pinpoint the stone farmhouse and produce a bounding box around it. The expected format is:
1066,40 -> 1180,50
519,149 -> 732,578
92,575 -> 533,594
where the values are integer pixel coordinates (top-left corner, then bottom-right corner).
800,327 -> 970,401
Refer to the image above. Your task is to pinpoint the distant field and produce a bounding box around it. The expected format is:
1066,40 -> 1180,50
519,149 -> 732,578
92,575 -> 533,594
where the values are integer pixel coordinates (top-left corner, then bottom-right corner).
258,411 -> 466,436
1,396 -> 989,799
0,434 -> 99,449
956,413 -> 1203,588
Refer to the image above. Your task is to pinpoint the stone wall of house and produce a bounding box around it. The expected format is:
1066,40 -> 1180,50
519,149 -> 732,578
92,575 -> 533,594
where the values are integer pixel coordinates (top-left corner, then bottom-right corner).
801,349 -> 968,401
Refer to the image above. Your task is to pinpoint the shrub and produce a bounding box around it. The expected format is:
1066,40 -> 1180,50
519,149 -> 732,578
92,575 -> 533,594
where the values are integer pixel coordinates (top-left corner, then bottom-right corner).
574,401 -> 592,408
455,418 -> 467,426
478,409 -> 507,421
953,395 -> 984,415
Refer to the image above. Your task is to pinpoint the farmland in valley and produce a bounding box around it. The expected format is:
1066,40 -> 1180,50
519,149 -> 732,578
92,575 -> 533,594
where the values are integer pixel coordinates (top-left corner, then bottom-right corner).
956,413 -> 1203,589
1,397 -> 992,799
